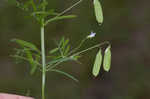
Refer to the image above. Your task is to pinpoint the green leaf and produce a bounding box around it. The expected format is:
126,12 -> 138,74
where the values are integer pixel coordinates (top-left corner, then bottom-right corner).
45,15 -> 77,25
62,38 -> 70,55
103,45 -> 111,72
37,1 -> 48,10
71,55 -> 81,61
11,39 -> 40,54
30,54 -> 40,75
50,69 -> 79,82
10,54 -> 28,64
49,48 -> 59,54
11,54 -> 41,67
64,45 -> 70,56
59,37 -> 65,47
30,0 -> 37,11
25,48 -> 36,75
92,49 -> 102,77
63,39 -> 69,48
31,10 -> 57,17
11,54 -> 27,61
93,0 -> 103,24
47,55 -> 62,60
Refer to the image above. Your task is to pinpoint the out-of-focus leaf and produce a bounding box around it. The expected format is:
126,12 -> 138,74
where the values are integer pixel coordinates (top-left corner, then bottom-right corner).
11,54 -> 41,66
49,48 -> 59,54
11,55 -> 27,61
63,39 -> 69,48
11,39 -> 40,54
93,0 -> 103,24
59,37 -> 65,47
71,55 -> 81,61
25,48 -> 40,75
50,69 -> 79,82
103,45 -> 111,72
25,48 -> 35,74
64,45 -> 70,56
30,54 -> 40,75
92,49 -> 102,77
37,1 -> 48,10
10,54 -> 28,64
62,38 -> 70,55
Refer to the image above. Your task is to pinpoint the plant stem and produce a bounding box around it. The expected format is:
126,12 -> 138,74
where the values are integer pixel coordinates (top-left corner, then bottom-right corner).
41,0 -> 46,98
71,41 -> 110,56
56,0 -> 83,17
41,24 -> 46,99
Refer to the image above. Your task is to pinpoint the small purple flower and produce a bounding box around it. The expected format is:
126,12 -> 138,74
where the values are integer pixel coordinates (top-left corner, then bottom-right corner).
87,31 -> 96,38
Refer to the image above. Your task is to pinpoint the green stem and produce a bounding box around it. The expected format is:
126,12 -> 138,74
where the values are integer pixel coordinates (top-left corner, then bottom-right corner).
41,0 -> 47,98
41,24 -> 46,99
71,41 -> 110,56
56,0 -> 83,17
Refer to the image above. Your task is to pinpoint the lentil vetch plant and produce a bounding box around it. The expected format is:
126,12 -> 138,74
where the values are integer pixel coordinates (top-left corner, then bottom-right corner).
9,0 -> 112,99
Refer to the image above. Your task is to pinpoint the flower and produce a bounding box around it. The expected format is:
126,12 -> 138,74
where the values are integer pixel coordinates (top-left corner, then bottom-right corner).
87,31 -> 96,38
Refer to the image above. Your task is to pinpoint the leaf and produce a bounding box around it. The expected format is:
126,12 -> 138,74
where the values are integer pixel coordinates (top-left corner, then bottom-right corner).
10,54 -> 28,64
71,55 -> 81,61
37,1 -> 48,10
93,0 -> 103,24
45,15 -> 77,25
59,37 -> 65,47
62,38 -> 70,55
25,48 -> 35,75
11,39 -> 40,54
63,39 -> 69,48
11,54 -> 41,67
49,48 -> 59,54
92,49 -> 102,77
30,54 -> 40,75
50,69 -> 79,82
31,10 -> 55,17
30,0 -> 37,11
103,45 -> 111,72
11,54 -> 27,61
47,55 -> 62,60
64,45 -> 70,56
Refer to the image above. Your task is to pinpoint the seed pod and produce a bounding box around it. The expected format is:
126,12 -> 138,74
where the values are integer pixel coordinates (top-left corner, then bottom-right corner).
93,0 -> 103,25
103,45 -> 111,72
92,49 -> 102,77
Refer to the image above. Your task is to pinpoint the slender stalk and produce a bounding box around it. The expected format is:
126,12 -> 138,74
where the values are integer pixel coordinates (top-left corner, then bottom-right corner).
41,0 -> 47,98
45,0 -> 83,26
71,41 -> 110,56
56,0 -> 82,17
41,24 -> 46,99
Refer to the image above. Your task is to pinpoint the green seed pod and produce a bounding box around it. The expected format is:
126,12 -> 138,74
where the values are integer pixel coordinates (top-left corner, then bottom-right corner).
93,0 -> 103,25
103,45 -> 111,72
92,49 -> 102,77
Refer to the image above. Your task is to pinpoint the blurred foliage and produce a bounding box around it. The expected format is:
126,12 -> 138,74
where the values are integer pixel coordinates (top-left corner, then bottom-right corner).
0,0 -> 150,99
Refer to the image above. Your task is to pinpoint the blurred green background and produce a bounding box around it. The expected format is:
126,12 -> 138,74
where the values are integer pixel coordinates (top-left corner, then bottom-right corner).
0,0 -> 150,99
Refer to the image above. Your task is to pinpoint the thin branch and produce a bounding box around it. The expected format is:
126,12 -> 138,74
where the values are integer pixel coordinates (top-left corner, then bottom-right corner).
49,69 -> 79,82
71,41 -> 110,57
56,0 -> 83,17
44,0 -> 83,25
